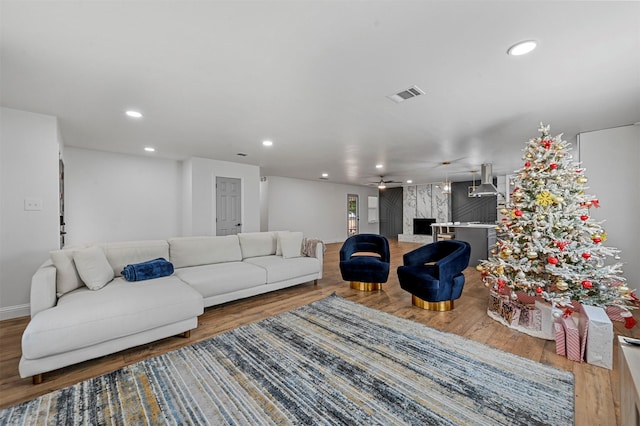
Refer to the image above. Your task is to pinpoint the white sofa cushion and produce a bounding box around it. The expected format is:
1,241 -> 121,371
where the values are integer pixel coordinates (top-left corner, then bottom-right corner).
237,232 -> 276,259
279,232 -> 303,259
99,240 -> 169,277
174,262 -> 266,298
73,246 -> 115,290
50,248 -> 85,296
169,235 -> 242,268
275,231 -> 289,256
244,255 -> 320,284
21,276 -> 203,360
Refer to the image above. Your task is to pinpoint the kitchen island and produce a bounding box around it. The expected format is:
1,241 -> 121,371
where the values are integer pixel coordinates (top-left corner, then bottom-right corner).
431,222 -> 497,266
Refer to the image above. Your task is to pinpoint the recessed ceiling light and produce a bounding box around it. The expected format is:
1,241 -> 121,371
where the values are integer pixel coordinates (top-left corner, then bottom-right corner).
321,173 -> 329,178
126,110 -> 143,118
144,147 -> 155,152
507,40 -> 537,56
262,140 -> 273,147
375,164 -> 383,169
406,180 -> 413,184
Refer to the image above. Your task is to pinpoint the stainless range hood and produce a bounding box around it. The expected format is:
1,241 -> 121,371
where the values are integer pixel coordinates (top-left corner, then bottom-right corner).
470,163 -> 499,197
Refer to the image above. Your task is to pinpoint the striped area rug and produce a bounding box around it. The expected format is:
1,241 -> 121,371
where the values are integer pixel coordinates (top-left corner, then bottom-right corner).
1,294 -> 574,425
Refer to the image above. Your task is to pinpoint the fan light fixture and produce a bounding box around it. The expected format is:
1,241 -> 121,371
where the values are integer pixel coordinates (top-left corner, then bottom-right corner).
507,40 -> 537,56
378,180 -> 386,189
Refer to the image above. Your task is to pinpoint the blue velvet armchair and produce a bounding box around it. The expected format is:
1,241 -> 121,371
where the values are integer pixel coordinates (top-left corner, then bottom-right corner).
397,240 -> 471,311
339,234 -> 390,291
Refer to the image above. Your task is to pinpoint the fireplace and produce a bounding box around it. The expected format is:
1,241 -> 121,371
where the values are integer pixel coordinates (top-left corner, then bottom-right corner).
413,218 -> 436,235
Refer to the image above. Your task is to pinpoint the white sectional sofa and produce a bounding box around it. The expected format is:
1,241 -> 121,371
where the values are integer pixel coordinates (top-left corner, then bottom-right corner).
20,231 -> 323,383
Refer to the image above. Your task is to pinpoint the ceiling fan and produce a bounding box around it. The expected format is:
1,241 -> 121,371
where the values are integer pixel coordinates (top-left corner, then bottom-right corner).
369,176 -> 402,189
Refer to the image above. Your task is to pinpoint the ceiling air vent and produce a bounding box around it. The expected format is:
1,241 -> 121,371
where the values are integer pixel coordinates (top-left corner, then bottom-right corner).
386,85 -> 425,103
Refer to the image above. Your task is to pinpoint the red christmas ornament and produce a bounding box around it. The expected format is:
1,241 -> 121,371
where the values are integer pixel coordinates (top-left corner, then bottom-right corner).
514,210 -> 523,217
625,317 -> 637,329
524,161 -> 531,168
580,215 -> 589,221
582,253 -> 591,260
593,237 -> 602,244
581,280 -> 593,289
497,279 -> 506,290
555,241 -> 569,251
547,257 -> 559,265
543,140 -> 552,149
535,287 -> 543,294
550,163 -> 558,169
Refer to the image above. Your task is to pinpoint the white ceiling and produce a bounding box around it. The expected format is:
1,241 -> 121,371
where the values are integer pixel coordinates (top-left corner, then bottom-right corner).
2,1 -> 639,187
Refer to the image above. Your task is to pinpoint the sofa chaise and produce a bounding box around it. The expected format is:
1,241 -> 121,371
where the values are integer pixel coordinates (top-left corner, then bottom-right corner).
20,231 -> 323,383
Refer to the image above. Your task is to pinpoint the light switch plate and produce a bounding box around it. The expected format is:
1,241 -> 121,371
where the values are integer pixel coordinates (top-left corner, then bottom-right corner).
24,198 -> 43,211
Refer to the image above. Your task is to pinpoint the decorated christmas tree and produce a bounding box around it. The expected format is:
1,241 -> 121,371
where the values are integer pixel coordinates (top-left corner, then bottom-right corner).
479,124 -> 637,325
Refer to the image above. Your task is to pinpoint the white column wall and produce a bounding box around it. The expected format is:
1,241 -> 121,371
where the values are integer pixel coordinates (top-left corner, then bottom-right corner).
0,108 -> 60,319
578,124 -> 640,288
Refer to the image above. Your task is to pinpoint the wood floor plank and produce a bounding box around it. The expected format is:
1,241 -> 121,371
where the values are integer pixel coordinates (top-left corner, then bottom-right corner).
0,239 -> 638,425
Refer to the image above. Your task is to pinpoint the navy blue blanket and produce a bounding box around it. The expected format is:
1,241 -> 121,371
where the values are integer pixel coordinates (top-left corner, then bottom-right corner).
121,258 -> 174,282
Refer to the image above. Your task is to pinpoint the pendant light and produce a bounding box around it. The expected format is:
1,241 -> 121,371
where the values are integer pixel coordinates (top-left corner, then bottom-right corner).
440,161 -> 451,194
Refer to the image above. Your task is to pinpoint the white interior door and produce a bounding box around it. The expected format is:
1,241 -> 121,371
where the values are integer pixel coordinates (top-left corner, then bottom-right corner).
216,177 -> 242,235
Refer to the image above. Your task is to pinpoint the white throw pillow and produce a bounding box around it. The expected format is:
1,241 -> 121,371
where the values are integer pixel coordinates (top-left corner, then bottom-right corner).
275,231 -> 290,256
280,232 -> 303,259
50,248 -> 85,296
73,246 -> 115,290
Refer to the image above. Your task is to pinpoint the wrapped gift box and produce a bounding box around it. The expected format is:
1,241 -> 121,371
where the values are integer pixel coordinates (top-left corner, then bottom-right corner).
535,300 -> 555,340
561,316 -> 582,362
501,302 -> 521,325
554,321 -> 566,356
579,304 -> 613,369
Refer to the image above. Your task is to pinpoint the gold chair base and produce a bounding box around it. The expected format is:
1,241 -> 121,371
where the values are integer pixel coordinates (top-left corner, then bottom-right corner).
350,281 -> 382,291
412,295 -> 454,311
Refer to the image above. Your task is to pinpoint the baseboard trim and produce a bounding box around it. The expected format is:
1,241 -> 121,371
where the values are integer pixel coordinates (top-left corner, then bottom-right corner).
0,304 -> 30,320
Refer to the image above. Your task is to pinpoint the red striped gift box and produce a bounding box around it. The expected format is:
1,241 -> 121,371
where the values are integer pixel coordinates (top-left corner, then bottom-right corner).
561,316 -> 582,362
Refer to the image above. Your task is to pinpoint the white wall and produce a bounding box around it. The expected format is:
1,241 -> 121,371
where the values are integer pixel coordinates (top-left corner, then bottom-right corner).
578,124 -> 640,288
64,147 -> 182,244
0,108 -> 60,319
184,157 -> 260,235
265,176 -> 379,243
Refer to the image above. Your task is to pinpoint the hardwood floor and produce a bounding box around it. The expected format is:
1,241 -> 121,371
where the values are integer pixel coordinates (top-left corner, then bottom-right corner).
1,239 -> 638,424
